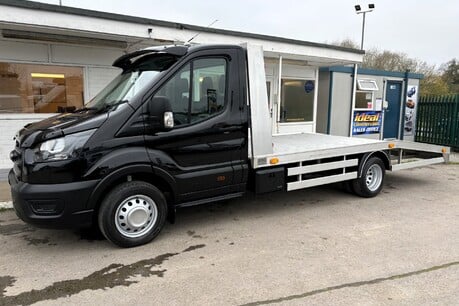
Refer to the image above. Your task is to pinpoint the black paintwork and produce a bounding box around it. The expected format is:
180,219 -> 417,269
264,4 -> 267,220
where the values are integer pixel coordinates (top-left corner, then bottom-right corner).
9,44 -> 250,228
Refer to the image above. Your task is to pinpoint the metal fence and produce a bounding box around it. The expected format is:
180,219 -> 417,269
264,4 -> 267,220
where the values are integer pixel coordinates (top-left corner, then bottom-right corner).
415,94 -> 459,149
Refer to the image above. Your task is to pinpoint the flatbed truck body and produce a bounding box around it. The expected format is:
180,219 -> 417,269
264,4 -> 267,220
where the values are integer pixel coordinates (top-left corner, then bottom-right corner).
8,43 -> 450,247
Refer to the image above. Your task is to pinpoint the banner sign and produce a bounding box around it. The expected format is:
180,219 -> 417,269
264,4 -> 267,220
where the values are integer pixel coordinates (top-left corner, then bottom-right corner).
404,85 -> 418,136
352,111 -> 382,135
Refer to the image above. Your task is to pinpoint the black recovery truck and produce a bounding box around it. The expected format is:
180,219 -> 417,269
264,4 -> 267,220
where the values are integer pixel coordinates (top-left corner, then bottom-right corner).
9,44 -> 450,247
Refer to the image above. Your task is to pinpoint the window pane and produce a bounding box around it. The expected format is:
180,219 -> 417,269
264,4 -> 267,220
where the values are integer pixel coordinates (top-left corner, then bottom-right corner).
155,64 -> 191,126
280,79 -> 314,122
191,58 -> 226,123
0,62 -> 83,113
355,91 -> 373,109
357,79 -> 378,91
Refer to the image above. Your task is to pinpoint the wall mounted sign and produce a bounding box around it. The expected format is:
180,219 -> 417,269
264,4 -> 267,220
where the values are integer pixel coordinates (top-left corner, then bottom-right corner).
404,85 -> 418,136
304,80 -> 314,93
352,111 -> 382,135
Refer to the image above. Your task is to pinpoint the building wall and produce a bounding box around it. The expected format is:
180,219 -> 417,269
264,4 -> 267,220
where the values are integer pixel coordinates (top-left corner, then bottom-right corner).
0,38 -> 121,168
323,69 -> 421,141
329,72 -> 352,136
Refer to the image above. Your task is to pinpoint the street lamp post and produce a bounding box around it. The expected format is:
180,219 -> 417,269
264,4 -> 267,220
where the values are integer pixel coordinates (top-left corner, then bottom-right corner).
355,4 -> 375,50
349,4 -> 375,137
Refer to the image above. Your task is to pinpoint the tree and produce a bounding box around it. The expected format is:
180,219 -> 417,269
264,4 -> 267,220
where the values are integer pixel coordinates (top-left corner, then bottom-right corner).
441,59 -> 459,93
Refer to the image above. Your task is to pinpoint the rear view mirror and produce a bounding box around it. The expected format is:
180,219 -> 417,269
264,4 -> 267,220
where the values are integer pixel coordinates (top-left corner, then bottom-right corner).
148,96 -> 174,131
163,111 -> 174,129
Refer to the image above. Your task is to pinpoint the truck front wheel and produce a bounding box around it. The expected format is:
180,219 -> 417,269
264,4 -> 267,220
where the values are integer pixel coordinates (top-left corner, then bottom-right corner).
352,157 -> 385,198
98,181 -> 167,247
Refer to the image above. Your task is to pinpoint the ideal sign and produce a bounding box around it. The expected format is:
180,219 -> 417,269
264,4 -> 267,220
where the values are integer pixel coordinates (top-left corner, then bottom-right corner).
352,111 -> 382,135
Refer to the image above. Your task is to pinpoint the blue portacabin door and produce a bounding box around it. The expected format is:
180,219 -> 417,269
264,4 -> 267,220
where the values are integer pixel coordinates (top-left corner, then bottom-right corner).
384,81 -> 402,139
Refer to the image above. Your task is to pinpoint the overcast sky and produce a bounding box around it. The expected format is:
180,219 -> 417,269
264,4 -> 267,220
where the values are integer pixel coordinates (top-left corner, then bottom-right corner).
36,0 -> 458,67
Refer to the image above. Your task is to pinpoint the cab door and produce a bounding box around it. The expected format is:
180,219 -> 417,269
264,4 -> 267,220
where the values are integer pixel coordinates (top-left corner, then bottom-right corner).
144,47 -> 245,203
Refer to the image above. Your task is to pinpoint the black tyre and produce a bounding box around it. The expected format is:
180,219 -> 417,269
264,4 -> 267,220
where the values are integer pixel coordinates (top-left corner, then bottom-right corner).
352,157 -> 385,198
98,181 -> 167,248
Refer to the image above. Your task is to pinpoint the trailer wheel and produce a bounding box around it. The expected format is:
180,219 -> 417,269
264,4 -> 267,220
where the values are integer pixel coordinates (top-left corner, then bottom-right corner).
98,181 -> 167,248
352,157 -> 385,198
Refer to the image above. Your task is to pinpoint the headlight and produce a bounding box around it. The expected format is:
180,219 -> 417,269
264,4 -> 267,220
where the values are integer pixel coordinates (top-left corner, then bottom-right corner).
34,129 -> 95,162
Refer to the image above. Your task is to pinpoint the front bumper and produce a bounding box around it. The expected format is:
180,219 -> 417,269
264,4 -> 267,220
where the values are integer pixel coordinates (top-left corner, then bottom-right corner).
8,170 -> 99,229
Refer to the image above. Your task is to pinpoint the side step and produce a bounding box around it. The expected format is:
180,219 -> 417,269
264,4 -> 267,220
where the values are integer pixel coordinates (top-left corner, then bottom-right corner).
176,192 -> 244,208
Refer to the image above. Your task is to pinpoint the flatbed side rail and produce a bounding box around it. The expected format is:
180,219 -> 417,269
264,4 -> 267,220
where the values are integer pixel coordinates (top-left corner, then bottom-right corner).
286,156 -> 359,191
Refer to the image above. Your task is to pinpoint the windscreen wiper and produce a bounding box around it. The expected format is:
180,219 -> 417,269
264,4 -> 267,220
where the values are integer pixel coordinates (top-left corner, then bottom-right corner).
73,107 -> 98,113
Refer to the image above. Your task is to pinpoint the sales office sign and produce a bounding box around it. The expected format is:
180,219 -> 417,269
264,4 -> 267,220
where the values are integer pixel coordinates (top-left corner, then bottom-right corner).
352,111 -> 382,135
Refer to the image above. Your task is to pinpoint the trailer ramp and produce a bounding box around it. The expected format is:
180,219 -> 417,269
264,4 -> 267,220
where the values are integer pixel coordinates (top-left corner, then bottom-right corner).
389,140 -> 449,171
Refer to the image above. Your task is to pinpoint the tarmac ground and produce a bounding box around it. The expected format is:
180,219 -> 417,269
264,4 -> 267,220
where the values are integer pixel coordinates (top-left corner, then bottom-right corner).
0,164 -> 458,305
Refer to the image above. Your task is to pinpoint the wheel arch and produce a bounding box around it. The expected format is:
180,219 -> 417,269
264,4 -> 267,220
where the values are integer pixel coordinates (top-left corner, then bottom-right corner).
87,164 -> 177,215
358,151 -> 391,177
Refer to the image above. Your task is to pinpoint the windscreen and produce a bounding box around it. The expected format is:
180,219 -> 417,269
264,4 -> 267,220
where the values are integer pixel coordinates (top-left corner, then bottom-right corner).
85,54 -> 179,111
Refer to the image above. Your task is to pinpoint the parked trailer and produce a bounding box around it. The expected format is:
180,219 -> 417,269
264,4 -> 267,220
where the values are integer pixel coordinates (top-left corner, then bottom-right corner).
9,44 -> 450,247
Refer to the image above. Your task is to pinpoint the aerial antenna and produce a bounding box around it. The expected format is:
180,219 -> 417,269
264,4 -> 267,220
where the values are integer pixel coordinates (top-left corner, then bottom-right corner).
186,19 -> 219,44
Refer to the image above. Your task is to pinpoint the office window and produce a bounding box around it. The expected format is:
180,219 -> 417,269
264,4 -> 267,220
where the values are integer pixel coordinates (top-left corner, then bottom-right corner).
0,62 -> 84,113
357,79 -> 378,91
355,91 -> 374,109
280,79 -> 314,122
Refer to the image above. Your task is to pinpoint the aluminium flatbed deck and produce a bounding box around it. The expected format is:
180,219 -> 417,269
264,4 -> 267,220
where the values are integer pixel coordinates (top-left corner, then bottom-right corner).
252,132 -> 449,168
253,133 -> 389,168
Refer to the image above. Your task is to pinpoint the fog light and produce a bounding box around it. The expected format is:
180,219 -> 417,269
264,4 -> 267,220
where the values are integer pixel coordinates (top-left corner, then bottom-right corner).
29,200 -> 63,215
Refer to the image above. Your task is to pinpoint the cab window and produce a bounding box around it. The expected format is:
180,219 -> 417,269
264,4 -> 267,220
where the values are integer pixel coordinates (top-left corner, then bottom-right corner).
154,57 -> 227,126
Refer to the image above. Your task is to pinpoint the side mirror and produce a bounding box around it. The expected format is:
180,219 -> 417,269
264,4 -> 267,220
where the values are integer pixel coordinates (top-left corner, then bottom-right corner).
148,96 -> 174,131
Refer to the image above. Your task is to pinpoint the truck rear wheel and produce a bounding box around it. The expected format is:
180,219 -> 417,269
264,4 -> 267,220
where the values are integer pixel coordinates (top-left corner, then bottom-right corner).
352,157 -> 385,198
98,181 -> 167,247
